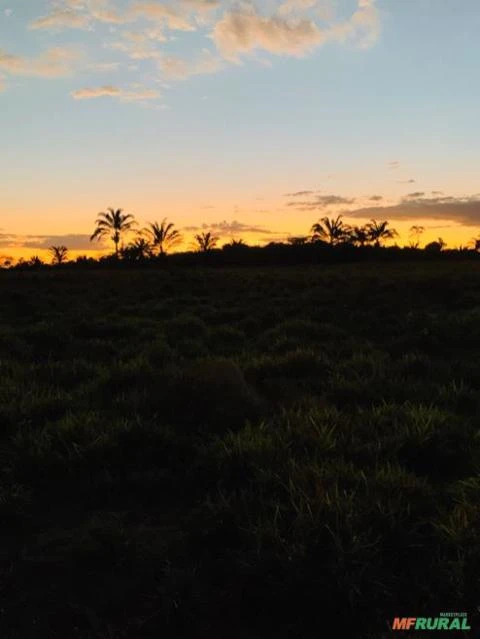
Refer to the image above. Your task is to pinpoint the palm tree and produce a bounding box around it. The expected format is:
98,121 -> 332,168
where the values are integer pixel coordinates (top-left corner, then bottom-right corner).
366,219 -> 398,247
408,225 -> 425,248
49,245 -> 68,264
194,231 -> 219,252
90,208 -> 137,257
349,225 -> 370,247
121,237 -> 153,261
144,219 -> 182,256
311,215 -> 350,245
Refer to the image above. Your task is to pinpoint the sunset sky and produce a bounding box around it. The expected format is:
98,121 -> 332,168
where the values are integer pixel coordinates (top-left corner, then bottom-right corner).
1,0 -> 480,259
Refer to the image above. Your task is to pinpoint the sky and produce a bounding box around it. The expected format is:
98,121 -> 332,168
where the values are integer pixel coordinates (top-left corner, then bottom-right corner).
1,0 -> 480,259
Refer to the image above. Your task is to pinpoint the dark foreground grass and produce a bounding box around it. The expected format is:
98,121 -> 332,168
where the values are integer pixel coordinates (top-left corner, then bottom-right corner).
1,262 -> 480,637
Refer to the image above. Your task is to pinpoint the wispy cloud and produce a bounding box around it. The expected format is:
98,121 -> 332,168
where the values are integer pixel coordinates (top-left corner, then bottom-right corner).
29,9 -> 92,31
0,233 -> 106,250
158,49 -> 224,79
287,194 -> 356,210
71,84 -> 161,102
0,46 -> 81,78
183,220 -> 274,235
284,190 -> 316,197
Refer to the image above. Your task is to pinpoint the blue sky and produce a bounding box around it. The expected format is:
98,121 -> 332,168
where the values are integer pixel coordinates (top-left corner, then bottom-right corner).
1,0 -> 480,255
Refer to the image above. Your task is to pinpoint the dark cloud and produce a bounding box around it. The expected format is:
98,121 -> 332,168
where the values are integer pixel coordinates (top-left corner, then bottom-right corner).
0,233 -> 18,248
343,195 -> 480,226
397,179 -> 416,184
406,192 -> 425,198
20,234 -> 107,250
284,190 -> 316,197
369,195 -> 383,201
183,220 -> 273,235
287,194 -> 356,211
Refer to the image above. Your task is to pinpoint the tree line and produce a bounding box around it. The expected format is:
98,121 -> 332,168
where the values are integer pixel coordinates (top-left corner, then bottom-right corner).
3,207 -> 479,268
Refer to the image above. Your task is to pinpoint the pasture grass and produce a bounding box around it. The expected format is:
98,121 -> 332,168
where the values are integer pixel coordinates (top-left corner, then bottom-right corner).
1,263 -> 480,637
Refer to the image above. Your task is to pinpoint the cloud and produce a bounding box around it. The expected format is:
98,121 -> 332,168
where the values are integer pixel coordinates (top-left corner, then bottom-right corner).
29,9 -> 92,31
343,194 -> 480,226
71,84 -> 161,101
88,61 -> 121,72
71,85 -> 122,99
158,49 -> 224,79
287,194 -> 356,210
277,0 -> 319,16
406,191 -> 425,198
388,160 -> 400,170
22,234 -> 107,250
369,195 -> 383,201
212,0 -> 379,61
212,9 -> 326,60
284,190 -> 316,197
0,233 -> 106,250
0,233 -> 18,248
397,179 -> 416,184
0,47 -> 81,78
183,220 -> 273,235
132,2 -> 196,31
15,0 -> 381,100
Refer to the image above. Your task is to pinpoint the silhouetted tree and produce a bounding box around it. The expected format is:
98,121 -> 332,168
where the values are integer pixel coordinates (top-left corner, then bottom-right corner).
287,236 -> 309,246
425,238 -> 446,253
469,237 -> 480,252
366,219 -> 398,247
311,215 -> 350,245
49,245 -> 68,265
408,225 -> 425,248
145,219 -> 182,256
349,225 -> 370,247
194,231 -> 219,252
0,255 -> 14,268
90,208 -> 137,257
121,237 -> 153,261
223,238 -> 248,249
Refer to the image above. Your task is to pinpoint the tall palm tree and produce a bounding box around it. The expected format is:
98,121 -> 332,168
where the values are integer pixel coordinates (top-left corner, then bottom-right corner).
311,215 -> 350,245
90,208 -> 137,257
49,245 -> 68,264
194,231 -> 219,252
144,219 -> 182,256
366,219 -> 398,247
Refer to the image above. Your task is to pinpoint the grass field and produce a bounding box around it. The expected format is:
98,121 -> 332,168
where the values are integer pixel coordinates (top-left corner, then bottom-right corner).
1,262 -> 480,637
